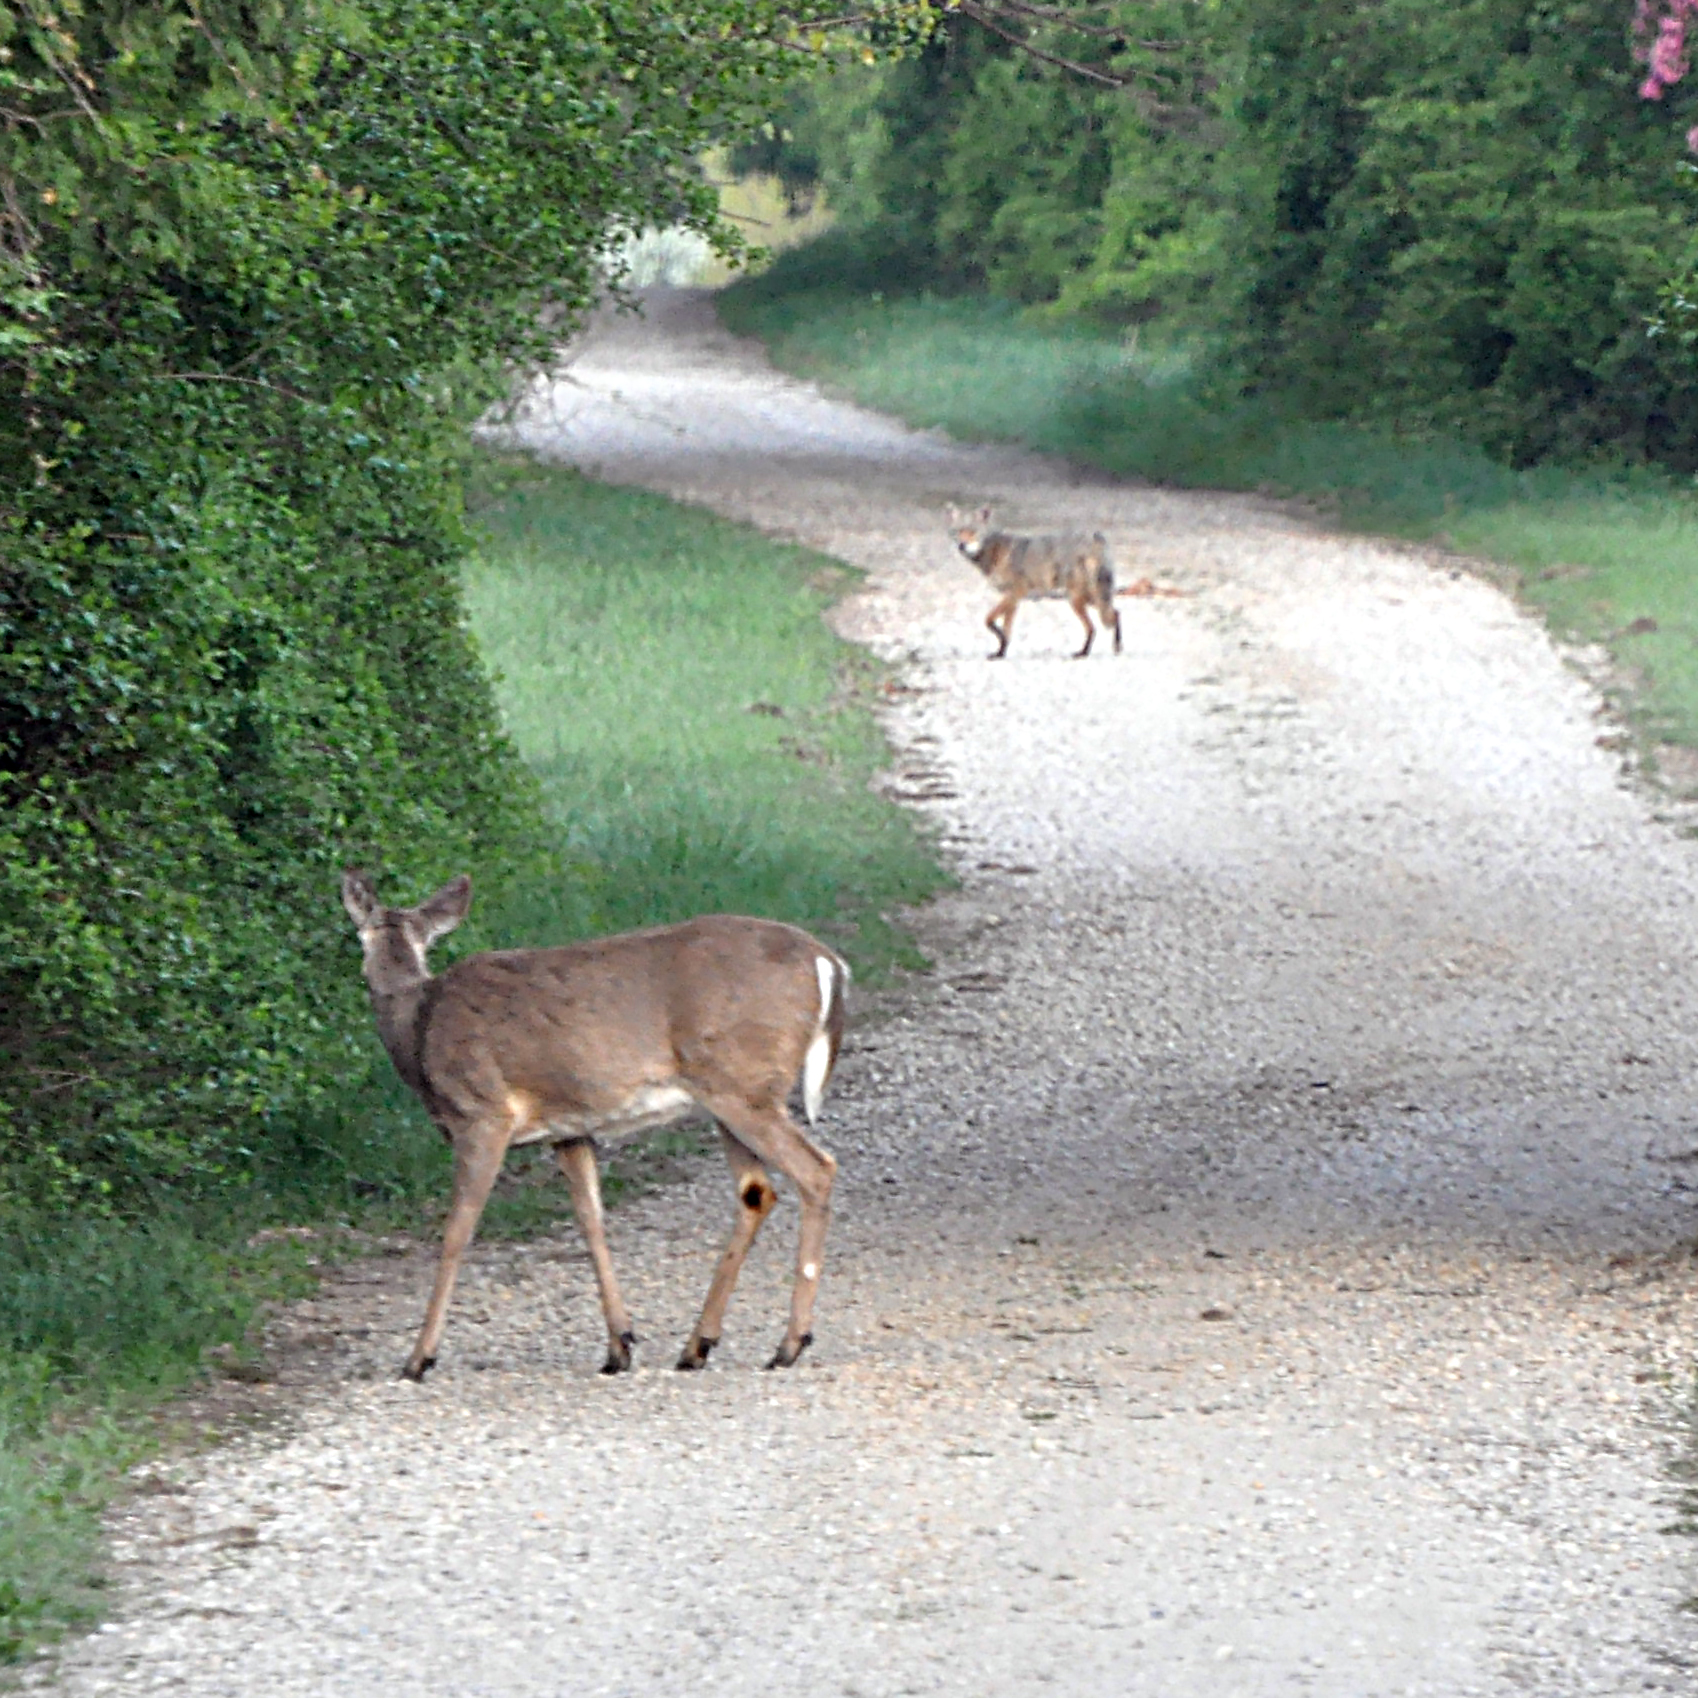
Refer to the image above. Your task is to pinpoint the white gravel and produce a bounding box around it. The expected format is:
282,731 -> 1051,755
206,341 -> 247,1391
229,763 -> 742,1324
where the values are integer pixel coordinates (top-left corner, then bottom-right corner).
40,288 -> 1698,1696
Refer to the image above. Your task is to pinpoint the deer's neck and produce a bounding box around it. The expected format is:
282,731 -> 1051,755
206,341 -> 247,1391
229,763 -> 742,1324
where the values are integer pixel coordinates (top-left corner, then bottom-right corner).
367,974 -> 435,1102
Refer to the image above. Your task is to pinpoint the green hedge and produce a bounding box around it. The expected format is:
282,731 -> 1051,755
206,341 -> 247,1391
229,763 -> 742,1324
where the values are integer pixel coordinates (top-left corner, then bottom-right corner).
0,0 -> 887,1204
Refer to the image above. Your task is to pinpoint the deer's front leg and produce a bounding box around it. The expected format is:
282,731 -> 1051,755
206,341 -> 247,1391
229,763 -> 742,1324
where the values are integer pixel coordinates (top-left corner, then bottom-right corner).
406,1129 -> 504,1381
555,1139 -> 637,1374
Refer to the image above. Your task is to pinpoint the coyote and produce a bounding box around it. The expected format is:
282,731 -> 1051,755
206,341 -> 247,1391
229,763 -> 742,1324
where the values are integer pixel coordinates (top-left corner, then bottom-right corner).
949,507 -> 1123,659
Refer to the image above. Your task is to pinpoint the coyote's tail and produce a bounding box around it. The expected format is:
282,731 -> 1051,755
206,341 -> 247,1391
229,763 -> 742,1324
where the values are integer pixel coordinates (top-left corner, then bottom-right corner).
1091,538 -> 1123,653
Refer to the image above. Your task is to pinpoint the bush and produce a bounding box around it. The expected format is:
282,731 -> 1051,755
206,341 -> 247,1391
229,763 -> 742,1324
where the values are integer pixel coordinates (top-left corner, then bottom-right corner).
0,0 -> 882,1205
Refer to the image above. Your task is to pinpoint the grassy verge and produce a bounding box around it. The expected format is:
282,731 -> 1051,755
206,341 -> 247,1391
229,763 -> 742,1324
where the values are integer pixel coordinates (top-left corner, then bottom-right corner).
0,454 -> 942,1666
0,1218 -> 321,1663
461,453 -> 939,970
721,242 -> 1698,761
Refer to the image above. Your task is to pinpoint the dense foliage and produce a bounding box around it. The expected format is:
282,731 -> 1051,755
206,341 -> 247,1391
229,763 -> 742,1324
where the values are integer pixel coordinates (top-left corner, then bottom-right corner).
0,0 -> 925,1205
754,0 -> 1698,463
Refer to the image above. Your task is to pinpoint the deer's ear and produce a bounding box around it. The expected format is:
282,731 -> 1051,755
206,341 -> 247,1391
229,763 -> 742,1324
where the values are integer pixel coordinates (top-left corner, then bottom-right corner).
341,868 -> 382,931
415,874 -> 472,944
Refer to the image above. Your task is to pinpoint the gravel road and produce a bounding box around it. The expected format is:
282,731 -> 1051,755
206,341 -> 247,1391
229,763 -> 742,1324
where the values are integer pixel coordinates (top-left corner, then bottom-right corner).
44,288 -> 1698,1696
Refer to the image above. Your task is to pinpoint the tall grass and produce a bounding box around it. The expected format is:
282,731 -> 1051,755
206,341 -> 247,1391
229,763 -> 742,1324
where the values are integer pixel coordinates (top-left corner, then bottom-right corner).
0,455 -> 942,1665
721,253 -> 1698,759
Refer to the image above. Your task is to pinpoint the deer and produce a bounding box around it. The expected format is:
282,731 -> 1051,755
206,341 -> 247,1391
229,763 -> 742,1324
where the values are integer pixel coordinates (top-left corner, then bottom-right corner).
340,870 -> 848,1381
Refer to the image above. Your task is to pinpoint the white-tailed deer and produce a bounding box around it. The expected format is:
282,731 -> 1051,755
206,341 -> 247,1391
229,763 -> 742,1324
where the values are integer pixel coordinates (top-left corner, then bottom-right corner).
340,870 -> 848,1380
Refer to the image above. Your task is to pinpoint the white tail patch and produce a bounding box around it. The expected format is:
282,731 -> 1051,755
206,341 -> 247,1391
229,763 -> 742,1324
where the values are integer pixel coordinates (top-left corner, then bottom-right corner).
802,1032 -> 831,1125
802,954 -> 840,1125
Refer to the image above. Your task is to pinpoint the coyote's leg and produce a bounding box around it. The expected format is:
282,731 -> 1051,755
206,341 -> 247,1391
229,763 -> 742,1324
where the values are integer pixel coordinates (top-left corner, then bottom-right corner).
555,1139 -> 637,1373
1106,599 -> 1123,654
694,1091 -> 836,1369
1068,588 -> 1096,658
404,1128 -> 504,1380
678,1126 -> 779,1369
986,594 -> 1019,658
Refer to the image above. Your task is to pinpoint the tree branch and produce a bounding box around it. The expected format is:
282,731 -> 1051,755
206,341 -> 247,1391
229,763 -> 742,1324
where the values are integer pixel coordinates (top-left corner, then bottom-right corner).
978,0 -> 1179,47
956,1 -> 1128,85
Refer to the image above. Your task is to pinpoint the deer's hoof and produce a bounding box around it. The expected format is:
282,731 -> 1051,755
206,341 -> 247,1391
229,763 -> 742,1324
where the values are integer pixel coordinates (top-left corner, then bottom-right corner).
600,1330 -> 637,1375
400,1355 -> 436,1383
676,1337 -> 718,1372
764,1332 -> 814,1371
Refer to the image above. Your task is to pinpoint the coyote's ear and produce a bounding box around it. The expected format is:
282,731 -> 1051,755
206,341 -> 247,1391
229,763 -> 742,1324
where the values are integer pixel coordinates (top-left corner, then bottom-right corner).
341,868 -> 382,931
979,505 -> 992,522
414,874 -> 472,944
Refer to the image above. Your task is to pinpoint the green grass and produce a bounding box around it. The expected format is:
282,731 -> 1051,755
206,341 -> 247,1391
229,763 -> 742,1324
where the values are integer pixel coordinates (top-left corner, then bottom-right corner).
0,454 -> 943,1667
462,456 -> 940,970
721,248 -> 1698,763
0,1212 -> 322,1662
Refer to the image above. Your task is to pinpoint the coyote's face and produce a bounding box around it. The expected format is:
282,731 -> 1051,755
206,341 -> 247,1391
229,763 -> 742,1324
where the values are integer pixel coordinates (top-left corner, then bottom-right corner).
949,506 -> 994,562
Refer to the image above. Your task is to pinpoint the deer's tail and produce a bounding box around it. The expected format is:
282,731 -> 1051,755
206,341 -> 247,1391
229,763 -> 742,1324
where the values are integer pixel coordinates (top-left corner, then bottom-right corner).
802,950 -> 850,1125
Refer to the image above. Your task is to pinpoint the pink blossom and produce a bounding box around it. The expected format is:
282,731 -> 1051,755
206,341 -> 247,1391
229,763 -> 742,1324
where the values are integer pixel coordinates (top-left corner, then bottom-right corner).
1637,0 -> 1698,98
1651,16 -> 1688,91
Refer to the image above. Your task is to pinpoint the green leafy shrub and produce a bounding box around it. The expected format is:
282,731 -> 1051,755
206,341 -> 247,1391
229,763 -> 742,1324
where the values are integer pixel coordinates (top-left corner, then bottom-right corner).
0,0 -> 894,1205
1227,0 -> 1698,463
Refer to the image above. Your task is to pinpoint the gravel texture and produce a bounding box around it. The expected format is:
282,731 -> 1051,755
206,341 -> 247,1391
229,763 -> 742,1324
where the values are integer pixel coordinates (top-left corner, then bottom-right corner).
40,288 -> 1698,1696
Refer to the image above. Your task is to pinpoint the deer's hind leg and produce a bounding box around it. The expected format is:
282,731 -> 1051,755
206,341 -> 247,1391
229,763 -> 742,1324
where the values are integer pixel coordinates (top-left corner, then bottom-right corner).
678,1125 -> 779,1370
404,1128 -> 505,1381
1068,587 -> 1097,658
692,1091 -> 836,1369
986,593 -> 1019,658
555,1138 -> 637,1374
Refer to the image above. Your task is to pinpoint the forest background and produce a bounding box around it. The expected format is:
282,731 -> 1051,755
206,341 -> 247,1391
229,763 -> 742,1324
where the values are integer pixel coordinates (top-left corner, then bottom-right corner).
6,0 -> 1698,1663
740,0 -> 1698,466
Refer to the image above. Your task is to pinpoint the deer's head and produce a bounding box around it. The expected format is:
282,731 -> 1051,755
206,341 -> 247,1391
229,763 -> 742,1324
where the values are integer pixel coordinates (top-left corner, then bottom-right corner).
341,869 -> 472,996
